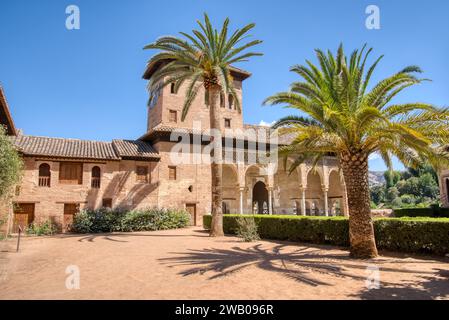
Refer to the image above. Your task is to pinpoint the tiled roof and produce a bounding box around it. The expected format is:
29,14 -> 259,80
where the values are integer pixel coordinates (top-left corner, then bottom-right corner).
112,139 -> 159,159
142,59 -> 251,80
140,123 -> 295,145
11,135 -> 160,161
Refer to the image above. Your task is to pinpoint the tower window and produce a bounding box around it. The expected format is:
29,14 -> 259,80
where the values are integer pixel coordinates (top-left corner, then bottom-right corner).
169,166 -> 177,180
220,93 -> 225,108
169,110 -> 178,123
228,94 -> 234,109
224,118 -> 231,128
170,83 -> 176,94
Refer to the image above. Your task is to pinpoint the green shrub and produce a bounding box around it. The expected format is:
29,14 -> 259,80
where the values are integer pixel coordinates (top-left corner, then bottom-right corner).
394,207 -> 449,218
72,207 -> 190,233
235,216 -> 260,242
26,220 -> 58,236
203,214 -> 449,255
120,208 -> 190,232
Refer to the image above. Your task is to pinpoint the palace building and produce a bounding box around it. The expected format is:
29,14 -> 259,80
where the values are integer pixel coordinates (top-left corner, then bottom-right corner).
0,63 -> 348,233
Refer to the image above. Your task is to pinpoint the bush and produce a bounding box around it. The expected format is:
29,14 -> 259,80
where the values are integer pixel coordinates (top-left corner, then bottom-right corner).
235,216 -> 260,242
72,207 -> 190,233
26,220 -> 58,236
394,207 -> 449,218
203,214 -> 449,255
120,208 -> 190,232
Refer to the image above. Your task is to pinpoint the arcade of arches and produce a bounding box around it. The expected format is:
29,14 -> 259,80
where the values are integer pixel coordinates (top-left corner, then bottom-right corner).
221,157 -> 348,216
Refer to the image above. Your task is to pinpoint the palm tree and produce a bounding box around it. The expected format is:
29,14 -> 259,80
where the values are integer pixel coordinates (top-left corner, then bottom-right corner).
264,44 -> 449,258
144,13 -> 262,236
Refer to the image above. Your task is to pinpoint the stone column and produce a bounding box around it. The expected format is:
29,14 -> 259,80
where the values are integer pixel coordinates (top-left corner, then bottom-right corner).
267,186 -> 273,215
300,187 -> 306,216
322,186 -> 329,216
239,187 -> 244,214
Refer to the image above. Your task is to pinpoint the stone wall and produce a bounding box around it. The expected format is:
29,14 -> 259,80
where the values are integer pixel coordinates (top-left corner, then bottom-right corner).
147,78 -> 243,131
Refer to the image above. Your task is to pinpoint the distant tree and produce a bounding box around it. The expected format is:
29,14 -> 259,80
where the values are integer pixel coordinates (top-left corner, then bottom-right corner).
400,194 -> 416,205
385,186 -> 399,203
384,170 -> 402,189
418,173 -> 439,198
370,185 -> 385,204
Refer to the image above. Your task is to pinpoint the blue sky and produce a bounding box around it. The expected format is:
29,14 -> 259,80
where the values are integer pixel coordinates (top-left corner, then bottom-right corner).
1,0 -> 448,171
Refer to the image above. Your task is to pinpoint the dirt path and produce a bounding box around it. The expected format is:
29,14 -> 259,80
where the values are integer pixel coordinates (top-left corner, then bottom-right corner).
1,227 -> 448,299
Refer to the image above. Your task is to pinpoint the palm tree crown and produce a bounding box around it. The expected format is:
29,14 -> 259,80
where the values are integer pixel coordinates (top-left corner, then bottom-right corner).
144,13 -> 262,121
264,44 -> 449,172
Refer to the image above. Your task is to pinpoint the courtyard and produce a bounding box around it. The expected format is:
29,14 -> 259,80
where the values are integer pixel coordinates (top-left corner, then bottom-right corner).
0,227 -> 448,300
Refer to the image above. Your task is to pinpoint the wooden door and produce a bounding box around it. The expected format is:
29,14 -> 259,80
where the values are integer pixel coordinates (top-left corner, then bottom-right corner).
13,203 -> 35,233
185,204 -> 196,226
63,203 -> 79,232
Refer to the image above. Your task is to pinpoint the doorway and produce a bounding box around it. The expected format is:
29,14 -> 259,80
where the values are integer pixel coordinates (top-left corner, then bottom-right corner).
63,203 -> 79,232
185,204 -> 197,226
13,203 -> 35,233
252,181 -> 269,214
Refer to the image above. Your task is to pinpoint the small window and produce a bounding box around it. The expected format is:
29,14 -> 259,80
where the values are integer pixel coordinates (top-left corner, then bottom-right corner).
220,93 -> 225,108
169,166 -> 177,180
224,118 -> 231,128
169,110 -> 177,123
170,82 -> 176,94
136,166 -> 149,183
38,163 -> 51,187
102,198 -> 112,208
228,94 -> 234,109
91,166 -> 101,188
59,162 -> 83,185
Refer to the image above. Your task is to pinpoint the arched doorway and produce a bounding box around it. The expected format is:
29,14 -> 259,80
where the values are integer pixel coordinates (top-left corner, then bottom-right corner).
253,181 -> 268,214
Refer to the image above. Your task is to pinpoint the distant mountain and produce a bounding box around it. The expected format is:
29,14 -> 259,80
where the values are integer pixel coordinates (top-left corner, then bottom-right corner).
368,171 -> 385,186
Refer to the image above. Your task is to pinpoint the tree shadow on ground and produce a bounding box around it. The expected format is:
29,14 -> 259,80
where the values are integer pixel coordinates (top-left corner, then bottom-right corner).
355,269 -> 449,300
159,243 -> 442,288
73,228 -> 207,242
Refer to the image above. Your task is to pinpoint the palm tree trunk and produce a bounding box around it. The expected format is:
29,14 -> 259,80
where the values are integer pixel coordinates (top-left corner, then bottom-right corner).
208,86 -> 224,237
340,152 -> 378,258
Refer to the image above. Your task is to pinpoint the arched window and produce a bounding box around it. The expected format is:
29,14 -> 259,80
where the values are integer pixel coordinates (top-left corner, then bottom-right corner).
228,94 -> 234,109
38,163 -> 51,187
91,166 -> 101,188
170,83 -> 176,94
220,92 -> 225,108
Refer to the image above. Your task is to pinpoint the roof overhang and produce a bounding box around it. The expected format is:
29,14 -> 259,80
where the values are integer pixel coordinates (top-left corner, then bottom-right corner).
142,59 -> 251,81
0,86 -> 17,136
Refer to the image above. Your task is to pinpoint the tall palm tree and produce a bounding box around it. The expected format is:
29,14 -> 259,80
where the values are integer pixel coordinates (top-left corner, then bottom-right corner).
264,44 -> 449,258
144,13 -> 262,236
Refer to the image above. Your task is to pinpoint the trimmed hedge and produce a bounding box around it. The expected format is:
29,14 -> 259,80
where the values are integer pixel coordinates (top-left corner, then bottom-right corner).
72,208 -> 190,233
203,214 -> 449,255
393,207 -> 449,218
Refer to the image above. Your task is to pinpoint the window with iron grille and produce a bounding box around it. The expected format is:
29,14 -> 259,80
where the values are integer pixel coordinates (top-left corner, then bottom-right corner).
136,166 -> 149,183
91,166 -> 101,188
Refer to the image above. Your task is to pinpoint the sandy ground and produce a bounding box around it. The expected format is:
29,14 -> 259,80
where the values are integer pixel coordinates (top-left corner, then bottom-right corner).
0,227 -> 449,300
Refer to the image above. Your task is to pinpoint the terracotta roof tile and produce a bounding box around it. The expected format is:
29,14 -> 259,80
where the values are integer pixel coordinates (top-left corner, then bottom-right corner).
11,135 -> 160,161
112,139 -> 159,159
